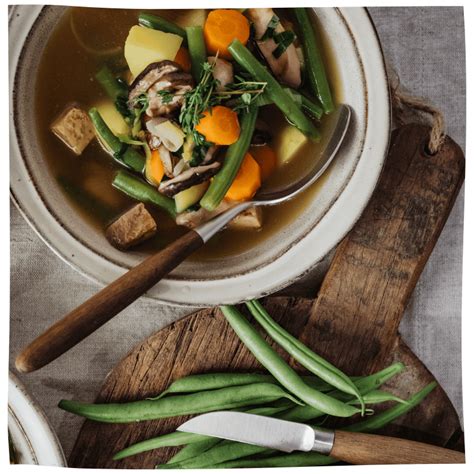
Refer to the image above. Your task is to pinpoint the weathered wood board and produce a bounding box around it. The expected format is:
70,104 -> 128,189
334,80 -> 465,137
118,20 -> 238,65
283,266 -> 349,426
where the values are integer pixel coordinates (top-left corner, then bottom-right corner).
69,125 -> 465,468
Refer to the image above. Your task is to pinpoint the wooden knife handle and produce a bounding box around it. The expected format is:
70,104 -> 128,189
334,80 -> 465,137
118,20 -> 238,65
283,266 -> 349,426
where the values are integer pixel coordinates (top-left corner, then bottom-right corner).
15,230 -> 203,373
330,430 -> 465,464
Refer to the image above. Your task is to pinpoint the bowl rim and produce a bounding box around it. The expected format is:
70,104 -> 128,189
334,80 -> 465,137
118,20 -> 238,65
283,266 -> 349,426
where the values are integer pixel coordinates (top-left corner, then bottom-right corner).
10,6 -> 391,307
8,371 -> 67,466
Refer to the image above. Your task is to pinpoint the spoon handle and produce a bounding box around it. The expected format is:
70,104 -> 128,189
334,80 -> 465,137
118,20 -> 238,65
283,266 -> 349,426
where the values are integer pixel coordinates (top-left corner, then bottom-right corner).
15,230 -> 204,373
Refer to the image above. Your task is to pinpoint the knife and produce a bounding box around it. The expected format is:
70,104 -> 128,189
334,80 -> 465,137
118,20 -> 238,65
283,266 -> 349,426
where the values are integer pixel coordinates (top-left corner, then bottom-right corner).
177,411 -> 465,465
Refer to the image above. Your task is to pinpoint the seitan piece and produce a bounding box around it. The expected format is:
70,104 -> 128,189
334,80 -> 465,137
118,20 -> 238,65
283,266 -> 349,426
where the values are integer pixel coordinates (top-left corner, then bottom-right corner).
228,206 -> 263,231
51,105 -> 95,155
106,203 -> 157,250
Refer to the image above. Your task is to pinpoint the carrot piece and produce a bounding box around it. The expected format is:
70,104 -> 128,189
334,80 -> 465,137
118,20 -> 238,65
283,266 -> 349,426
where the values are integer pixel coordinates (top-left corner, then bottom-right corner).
196,105 -> 240,145
204,9 -> 250,60
145,149 -> 165,185
174,46 -> 192,73
225,152 -> 261,201
250,145 -> 277,181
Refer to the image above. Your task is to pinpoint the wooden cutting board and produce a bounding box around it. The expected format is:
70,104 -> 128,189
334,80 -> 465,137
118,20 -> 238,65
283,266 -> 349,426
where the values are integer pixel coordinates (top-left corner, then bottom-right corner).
69,125 -> 465,468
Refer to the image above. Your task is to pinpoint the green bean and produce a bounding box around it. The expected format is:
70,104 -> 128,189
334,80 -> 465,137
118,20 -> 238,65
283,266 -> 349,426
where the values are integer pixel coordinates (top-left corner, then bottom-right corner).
166,405 -> 289,464
349,389 -> 407,406
219,306 -> 360,418
283,362 -> 405,422
88,108 -> 145,173
200,105 -> 258,211
138,12 -> 186,39
292,8 -> 334,114
152,372 -> 340,400
228,39 -> 320,140
161,380 -> 434,469
246,300 -> 365,412
284,88 -> 324,120
185,26 -> 207,82
114,432 -> 208,461
112,170 -> 177,218
58,382 -> 301,423
346,381 -> 437,432
213,451 -> 335,468
95,65 -> 126,101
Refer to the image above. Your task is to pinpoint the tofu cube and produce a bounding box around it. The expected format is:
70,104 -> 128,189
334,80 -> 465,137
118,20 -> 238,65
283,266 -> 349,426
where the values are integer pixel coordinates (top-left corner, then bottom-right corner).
106,203 -> 157,250
51,105 -> 95,155
228,206 -> 263,231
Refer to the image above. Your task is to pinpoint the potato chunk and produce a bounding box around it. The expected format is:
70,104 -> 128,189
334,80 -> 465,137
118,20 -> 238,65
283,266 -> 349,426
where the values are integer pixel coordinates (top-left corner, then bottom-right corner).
106,203 -> 157,250
124,26 -> 183,77
51,105 -> 95,155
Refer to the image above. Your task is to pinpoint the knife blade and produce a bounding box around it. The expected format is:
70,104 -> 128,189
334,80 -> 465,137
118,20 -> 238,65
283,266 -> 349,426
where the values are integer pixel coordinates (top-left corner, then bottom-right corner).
177,411 -> 465,465
177,411 -> 333,453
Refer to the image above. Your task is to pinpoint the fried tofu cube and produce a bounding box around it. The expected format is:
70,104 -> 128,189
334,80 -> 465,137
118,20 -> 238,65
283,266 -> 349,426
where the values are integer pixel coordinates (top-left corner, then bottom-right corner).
51,105 -> 95,155
228,206 -> 263,231
106,203 -> 157,250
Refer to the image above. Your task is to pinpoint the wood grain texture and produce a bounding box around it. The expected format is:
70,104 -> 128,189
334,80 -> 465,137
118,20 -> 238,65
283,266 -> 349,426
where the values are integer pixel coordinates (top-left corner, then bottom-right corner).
331,431 -> 465,464
69,125 -> 465,468
16,230 -> 204,373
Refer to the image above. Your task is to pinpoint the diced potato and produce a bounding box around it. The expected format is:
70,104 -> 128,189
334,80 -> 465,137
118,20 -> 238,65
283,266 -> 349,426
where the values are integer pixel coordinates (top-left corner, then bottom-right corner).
273,124 -> 308,165
182,135 -> 195,162
124,26 -> 183,77
228,206 -> 263,231
175,182 -> 209,213
51,105 -> 95,155
94,100 -> 130,136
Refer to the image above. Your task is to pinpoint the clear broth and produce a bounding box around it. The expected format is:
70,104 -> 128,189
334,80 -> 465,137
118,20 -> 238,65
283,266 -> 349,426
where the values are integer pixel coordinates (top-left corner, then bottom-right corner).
35,7 -> 340,260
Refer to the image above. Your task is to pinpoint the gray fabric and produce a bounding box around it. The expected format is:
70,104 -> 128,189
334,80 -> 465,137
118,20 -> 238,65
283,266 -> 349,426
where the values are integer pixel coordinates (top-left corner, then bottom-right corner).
9,7 -> 465,459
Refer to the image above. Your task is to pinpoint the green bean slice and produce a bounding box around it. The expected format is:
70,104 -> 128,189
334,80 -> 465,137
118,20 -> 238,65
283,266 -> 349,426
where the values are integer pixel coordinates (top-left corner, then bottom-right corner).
112,170 -> 177,218
228,39 -> 320,140
138,12 -> 186,38
200,105 -> 258,211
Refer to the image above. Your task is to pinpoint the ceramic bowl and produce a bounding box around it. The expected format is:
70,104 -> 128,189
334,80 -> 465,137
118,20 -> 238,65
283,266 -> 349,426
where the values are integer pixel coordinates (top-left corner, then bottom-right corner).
8,372 -> 66,466
10,6 -> 390,306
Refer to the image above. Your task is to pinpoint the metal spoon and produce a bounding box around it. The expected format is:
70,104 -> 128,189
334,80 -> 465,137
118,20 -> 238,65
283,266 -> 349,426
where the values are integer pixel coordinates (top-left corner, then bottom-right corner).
16,105 -> 351,373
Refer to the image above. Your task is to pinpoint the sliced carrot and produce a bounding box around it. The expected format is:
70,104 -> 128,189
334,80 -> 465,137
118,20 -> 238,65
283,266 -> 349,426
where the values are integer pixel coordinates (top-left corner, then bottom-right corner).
225,152 -> 261,201
204,9 -> 250,60
174,46 -> 192,73
196,105 -> 240,145
145,149 -> 165,185
250,145 -> 277,181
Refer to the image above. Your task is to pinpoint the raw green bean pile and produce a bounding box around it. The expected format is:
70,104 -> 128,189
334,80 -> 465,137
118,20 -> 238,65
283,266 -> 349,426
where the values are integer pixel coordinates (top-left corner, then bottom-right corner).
58,301 -> 438,468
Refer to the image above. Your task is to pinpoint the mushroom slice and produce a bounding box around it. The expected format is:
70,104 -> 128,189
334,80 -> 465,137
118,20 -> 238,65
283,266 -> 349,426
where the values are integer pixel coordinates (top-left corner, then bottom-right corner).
146,72 -> 194,117
159,161 -> 221,197
247,8 -> 301,88
128,60 -> 181,103
157,144 -> 178,178
146,119 -> 185,152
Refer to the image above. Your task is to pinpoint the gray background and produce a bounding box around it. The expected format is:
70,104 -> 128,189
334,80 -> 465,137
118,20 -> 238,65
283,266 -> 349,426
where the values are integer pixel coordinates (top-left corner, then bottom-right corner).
9,7 -> 465,459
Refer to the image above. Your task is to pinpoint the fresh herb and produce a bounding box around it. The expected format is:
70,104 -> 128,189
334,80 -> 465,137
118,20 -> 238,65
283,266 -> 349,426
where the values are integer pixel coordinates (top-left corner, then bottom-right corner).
272,31 -> 297,58
261,14 -> 280,41
216,74 -> 267,112
179,60 -> 220,146
129,94 -> 149,137
157,90 -> 174,105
